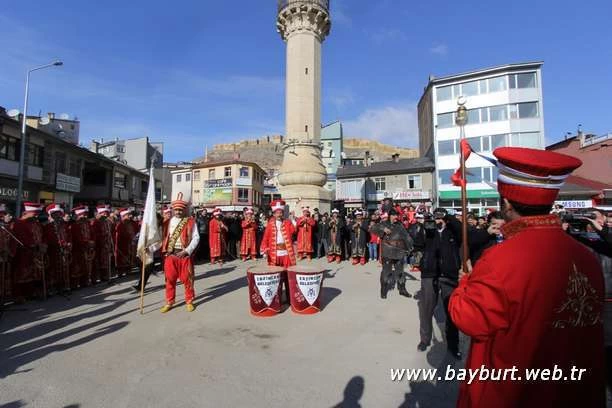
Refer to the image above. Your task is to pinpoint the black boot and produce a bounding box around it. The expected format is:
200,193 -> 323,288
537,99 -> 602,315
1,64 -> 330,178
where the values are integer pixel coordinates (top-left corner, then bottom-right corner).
380,283 -> 388,299
398,282 -> 412,298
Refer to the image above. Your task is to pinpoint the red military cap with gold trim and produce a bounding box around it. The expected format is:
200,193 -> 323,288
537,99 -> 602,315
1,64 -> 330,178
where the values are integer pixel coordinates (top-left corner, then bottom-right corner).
493,147 -> 582,206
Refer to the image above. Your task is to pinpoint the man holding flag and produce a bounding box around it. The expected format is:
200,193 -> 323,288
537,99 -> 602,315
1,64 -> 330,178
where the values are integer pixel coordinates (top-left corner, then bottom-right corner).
159,192 -> 200,313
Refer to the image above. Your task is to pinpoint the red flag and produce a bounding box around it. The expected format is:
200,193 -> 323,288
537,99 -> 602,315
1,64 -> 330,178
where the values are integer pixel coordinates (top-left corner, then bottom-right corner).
450,139 -> 473,187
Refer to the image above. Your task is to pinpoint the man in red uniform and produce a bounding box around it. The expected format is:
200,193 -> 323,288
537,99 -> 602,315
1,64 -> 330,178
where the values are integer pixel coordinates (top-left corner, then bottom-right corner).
448,147 -> 605,407
260,200 -> 296,302
0,204 -> 16,301
43,203 -> 72,294
209,208 -> 227,265
240,208 -> 257,261
296,207 -> 316,260
70,205 -> 96,288
115,208 -> 136,276
12,202 -> 46,301
160,193 -> 200,313
91,204 -> 114,283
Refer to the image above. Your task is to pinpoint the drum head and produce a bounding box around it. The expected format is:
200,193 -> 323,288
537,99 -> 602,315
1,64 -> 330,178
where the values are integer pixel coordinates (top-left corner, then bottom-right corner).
247,265 -> 285,274
288,265 -> 322,274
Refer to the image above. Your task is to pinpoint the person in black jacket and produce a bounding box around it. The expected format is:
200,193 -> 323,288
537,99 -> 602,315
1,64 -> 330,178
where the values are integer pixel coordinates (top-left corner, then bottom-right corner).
417,208 -> 462,359
468,211 -> 505,266
195,209 -> 210,262
316,213 -> 330,258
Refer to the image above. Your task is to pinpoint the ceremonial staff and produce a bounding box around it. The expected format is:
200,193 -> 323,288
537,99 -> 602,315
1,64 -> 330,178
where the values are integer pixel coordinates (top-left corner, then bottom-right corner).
455,96 -> 471,274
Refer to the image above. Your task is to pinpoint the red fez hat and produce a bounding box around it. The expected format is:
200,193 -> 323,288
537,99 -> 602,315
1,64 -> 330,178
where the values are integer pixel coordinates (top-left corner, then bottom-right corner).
493,147 -> 582,206
96,204 -> 111,215
73,205 -> 89,216
46,203 -> 64,215
23,202 -> 43,213
119,208 -> 131,217
171,192 -> 188,211
271,200 -> 286,212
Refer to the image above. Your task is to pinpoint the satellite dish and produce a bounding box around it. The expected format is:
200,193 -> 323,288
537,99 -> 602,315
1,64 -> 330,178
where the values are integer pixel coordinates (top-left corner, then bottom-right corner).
55,123 -> 64,131
59,113 -> 70,120
39,117 -> 51,125
7,109 -> 20,118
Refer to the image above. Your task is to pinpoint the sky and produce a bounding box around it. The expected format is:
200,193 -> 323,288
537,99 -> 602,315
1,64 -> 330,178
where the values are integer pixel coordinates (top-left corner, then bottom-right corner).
1,0 -> 611,162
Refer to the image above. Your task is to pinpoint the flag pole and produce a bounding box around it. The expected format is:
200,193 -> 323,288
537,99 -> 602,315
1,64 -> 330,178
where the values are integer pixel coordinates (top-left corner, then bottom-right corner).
139,223 -> 148,314
456,97 -> 470,274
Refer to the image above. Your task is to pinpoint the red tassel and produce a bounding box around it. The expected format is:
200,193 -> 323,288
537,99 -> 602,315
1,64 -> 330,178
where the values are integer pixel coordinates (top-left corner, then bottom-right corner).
450,140 -> 473,187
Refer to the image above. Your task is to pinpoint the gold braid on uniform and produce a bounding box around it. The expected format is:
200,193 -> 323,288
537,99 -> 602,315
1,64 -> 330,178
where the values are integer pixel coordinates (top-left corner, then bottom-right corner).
167,218 -> 188,253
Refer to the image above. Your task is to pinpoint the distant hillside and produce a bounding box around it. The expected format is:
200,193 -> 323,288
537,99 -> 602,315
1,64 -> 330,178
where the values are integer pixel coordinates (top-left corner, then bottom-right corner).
193,135 -> 418,176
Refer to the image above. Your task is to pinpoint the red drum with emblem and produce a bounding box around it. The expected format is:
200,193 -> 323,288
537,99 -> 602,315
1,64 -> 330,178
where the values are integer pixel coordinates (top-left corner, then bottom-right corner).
246,265 -> 285,317
287,265 -> 325,314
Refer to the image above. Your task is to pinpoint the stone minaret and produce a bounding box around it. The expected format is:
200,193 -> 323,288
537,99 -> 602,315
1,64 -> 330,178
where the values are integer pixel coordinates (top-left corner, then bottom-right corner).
276,0 -> 332,212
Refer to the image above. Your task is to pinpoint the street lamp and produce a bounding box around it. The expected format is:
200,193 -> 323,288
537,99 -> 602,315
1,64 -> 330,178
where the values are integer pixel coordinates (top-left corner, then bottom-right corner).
15,60 -> 63,217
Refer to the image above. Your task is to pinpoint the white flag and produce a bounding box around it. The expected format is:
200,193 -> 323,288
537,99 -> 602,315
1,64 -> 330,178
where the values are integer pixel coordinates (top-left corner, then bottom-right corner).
137,167 -> 162,265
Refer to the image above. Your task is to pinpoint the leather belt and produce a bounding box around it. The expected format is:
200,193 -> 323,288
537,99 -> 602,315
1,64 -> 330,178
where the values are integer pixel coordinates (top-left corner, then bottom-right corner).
276,243 -> 287,250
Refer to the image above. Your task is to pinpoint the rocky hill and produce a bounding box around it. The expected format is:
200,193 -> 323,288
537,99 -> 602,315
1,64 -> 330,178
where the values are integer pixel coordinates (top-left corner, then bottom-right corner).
194,135 -> 418,176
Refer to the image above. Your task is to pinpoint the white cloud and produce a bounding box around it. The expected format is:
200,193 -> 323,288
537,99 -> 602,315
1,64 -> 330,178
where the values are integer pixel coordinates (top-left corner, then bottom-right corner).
343,102 -> 418,147
327,88 -> 356,110
430,44 -> 449,56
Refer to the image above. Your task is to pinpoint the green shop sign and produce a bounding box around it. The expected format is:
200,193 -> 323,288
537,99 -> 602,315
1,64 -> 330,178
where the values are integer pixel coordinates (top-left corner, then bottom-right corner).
439,189 -> 499,199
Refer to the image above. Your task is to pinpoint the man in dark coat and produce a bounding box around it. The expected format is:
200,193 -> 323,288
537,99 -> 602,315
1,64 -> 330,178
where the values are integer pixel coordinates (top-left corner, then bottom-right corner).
370,209 -> 413,298
417,207 -> 462,359
349,210 -> 369,265
327,209 -> 343,263
316,213 -> 330,259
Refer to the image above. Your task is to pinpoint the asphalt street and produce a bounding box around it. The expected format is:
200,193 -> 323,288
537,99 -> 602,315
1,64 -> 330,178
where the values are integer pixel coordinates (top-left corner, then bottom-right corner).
0,258 -> 466,408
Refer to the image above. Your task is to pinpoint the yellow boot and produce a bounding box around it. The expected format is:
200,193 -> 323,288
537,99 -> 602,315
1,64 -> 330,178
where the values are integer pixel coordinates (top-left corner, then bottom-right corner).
186,303 -> 195,312
160,304 -> 173,313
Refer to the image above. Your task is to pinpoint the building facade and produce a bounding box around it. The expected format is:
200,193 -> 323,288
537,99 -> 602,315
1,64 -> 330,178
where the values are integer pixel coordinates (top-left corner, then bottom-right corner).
321,121 -> 343,192
336,156 -> 435,212
418,62 -> 545,214
170,167 -> 193,204
179,160 -> 266,211
0,107 -> 149,213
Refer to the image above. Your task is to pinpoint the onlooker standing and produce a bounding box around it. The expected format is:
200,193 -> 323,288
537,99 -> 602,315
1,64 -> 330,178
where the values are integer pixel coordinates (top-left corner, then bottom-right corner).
315,213 -> 329,259
467,211 -> 505,266
196,209 -> 210,262
368,220 -> 380,262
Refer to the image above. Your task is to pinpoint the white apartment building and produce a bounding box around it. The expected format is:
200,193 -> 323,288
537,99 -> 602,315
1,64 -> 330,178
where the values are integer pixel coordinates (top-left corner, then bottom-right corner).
418,62 -> 545,214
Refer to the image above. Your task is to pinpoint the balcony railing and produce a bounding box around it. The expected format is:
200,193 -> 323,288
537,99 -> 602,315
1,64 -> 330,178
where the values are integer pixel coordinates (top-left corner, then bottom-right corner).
278,0 -> 329,13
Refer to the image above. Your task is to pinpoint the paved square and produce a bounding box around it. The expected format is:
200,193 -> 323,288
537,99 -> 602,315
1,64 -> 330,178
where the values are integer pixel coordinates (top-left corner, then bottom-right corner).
1,258 -> 464,407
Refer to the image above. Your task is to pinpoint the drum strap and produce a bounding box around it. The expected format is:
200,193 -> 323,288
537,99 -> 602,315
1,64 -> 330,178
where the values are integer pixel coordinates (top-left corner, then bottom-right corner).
167,218 -> 188,253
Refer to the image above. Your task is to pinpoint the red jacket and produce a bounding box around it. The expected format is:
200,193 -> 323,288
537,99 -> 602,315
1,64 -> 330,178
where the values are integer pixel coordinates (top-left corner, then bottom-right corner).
449,215 -> 605,408
260,218 -> 296,266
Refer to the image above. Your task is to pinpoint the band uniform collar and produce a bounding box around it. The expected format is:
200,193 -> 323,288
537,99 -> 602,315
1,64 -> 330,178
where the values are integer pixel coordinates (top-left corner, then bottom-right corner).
501,214 -> 561,240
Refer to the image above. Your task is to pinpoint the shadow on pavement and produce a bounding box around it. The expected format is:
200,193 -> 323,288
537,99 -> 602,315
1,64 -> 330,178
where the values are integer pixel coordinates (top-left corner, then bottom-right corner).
331,375 -> 365,408
321,287 -> 342,311
193,274 -> 247,306
0,401 -> 27,408
0,286 -> 134,379
200,266 -> 237,279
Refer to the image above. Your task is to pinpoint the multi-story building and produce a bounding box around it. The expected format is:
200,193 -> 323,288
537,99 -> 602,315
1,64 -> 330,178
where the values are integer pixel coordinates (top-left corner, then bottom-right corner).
182,160 -> 266,211
321,121 -> 343,192
26,112 -> 80,145
547,130 -> 612,209
0,107 -> 149,212
170,167 -> 193,204
418,62 -> 545,214
336,155 -> 435,212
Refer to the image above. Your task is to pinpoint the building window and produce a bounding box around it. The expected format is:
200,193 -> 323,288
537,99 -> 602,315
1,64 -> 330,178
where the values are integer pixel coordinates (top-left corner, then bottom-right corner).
490,134 -> 506,149
27,144 -> 44,167
467,136 -> 481,152
467,108 -> 480,125
407,175 -> 422,190
69,159 -> 80,177
327,141 -> 332,147
55,152 -> 66,173
489,105 -> 508,122
224,167 -> 232,177
374,177 -> 386,192
488,76 -> 507,92
510,72 -> 537,89
466,167 -> 482,183
482,136 -> 491,152
438,169 -> 454,185
518,102 -> 538,118
305,67 -> 308,75
240,166 -> 249,177
176,174 -> 182,182
438,140 -> 455,156
186,173 -> 191,182
437,85 -> 452,101
437,112 -> 454,129
461,81 -> 479,97
209,169 -> 215,180
510,132 -> 540,148
194,170 -> 200,181
114,172 -> 127,188
237,188 -> 249,203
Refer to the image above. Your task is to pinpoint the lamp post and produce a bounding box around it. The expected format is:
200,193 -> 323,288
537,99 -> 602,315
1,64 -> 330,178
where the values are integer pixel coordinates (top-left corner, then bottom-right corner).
455,96 -> 470,273
15,60 -> 63,217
